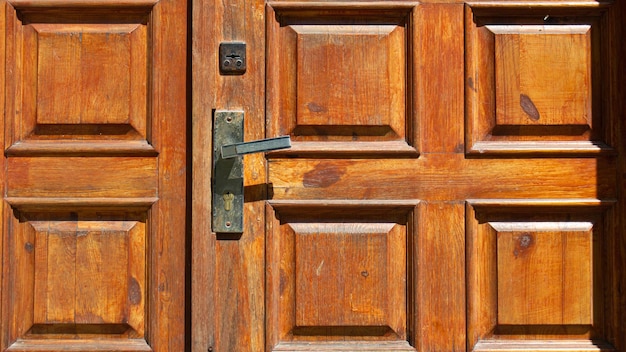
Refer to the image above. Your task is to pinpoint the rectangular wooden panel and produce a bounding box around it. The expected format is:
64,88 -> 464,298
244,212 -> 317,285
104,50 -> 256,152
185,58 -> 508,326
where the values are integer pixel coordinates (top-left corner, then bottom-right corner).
6,7 -> 152,155
7,157 -> 157,198
295,224 -> 394,327
266,201 -> 415,350
36,26 -> 138,125
27,217 -> 145,334
465,5 -> 610,155
295,25 -> 404,128
467,201 -> 609,347
266,4 -> 416,157
494,27 -> 591,127
497,229 -> 593,325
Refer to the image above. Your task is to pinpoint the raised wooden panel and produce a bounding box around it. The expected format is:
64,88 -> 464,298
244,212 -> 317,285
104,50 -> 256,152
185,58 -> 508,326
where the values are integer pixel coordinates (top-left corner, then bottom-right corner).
465,5 -> 611,155
266,201 -> 416,351
35,25 -> 143,125
267,4 -> 417,157
295,25 -> 404,129
5,3 -> 154,155
31,220 -> 144,329
496,227 -> 592,325
466,200 -> 613,349
494,27 -> 591,127
2,209 -> 149,349
295,223 -> 397,327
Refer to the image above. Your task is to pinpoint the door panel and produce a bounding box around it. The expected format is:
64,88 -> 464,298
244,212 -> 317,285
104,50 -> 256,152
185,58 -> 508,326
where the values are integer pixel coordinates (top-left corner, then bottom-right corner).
1,0 -> 186,350
193,0 -> 626,351
266,202 -> 415,350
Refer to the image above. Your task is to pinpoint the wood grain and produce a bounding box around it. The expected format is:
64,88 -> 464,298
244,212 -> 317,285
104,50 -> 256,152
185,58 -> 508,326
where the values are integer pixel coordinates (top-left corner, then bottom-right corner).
1,0 -> 186,350
192,0 -> 266,349
269,156 -> 615,201
193,0 -> 625,351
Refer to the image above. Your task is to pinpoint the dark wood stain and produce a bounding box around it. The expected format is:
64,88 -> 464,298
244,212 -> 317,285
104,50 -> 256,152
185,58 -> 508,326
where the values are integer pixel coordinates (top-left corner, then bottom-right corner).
307,102 -> 328,113
520,94 -> 540,121
128,277 -> 142,305
303,164 -> 345,188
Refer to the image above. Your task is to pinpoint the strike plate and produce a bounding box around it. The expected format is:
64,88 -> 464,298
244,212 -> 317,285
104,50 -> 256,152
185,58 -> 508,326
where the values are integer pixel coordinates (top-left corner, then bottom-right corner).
212,110 -> 244,233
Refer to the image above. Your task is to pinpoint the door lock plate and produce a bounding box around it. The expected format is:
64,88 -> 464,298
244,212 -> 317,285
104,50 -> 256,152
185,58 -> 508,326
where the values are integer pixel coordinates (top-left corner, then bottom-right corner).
212,110 -> 292,234
213,111 -> 244,233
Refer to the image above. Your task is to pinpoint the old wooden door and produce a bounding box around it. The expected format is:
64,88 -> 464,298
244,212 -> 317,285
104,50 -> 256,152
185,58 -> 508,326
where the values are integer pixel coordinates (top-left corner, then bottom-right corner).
192,0 -> 626,351
0,0 -> 187,350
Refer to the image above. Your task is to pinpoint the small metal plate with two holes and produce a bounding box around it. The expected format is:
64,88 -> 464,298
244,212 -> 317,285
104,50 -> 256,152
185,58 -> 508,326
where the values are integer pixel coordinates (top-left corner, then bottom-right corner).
219,42 -> 246,75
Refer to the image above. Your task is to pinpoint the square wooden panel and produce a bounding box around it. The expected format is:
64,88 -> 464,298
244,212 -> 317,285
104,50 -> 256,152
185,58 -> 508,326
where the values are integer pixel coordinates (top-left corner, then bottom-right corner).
36,27 -> 140,125
295,25 -> 404,129
465,6 -> 611,155
3,210 -> 147,342
496,228 -> 592,325
5,4 -> 154,155
294,224 -> 394,327
32,221 -> 143,327
267,202 -> 417,351
494,28 -> 590,127
267,5 -> 417,157
466,200 -> 611,348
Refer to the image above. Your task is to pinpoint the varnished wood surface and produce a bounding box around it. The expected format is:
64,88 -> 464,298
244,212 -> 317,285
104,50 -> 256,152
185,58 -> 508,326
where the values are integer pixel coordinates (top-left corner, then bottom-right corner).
269,156 -> 615,201
192,0 -> 626,351
192,0 -> 266,349
1,0 -> 187,350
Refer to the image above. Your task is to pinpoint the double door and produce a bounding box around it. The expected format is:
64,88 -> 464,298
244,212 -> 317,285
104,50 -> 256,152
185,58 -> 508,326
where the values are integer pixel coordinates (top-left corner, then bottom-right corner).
2,0 -> 626,351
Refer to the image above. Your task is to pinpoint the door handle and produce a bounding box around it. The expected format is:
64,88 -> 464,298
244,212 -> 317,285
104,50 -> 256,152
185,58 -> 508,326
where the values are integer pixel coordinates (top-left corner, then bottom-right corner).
212,110 -> 291,233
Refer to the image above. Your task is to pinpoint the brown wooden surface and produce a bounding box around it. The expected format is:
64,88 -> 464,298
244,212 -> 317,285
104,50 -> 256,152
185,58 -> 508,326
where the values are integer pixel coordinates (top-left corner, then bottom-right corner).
1,0 -> 186,350
192,1 -> 626,351
192,0 -> 626,351
191,0 -> 266,349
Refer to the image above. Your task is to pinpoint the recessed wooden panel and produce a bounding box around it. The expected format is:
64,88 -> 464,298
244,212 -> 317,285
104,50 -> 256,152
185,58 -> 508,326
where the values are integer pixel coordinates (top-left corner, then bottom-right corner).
465,6 -> 610,155
4,211 -> 147,341
295,25 -> 404,128
266,5 -> 416,157
494,27 -> 591,127
36,27 -> 136,125
467,201 -> 610,347
32,221 -> 138,325
496,228 -> 592,325
5,6 -> 153,155
267,202 -> 416,351
295,223 -> 393,327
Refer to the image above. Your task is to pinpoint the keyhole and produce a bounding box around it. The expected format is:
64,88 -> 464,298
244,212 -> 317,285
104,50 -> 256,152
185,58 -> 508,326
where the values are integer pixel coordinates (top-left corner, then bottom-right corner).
223,192 -> 235,211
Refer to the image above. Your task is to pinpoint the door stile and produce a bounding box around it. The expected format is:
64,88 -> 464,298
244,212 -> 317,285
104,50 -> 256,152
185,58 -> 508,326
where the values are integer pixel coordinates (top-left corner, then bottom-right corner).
0,1 -> 5,347
191,0 -> 267,350
612,0 -> 626,346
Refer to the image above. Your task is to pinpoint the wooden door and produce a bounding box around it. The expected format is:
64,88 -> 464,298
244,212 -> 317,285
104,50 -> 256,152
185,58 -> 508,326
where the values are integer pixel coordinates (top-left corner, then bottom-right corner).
0,0 -> 187,351
192,0 -> 626,351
